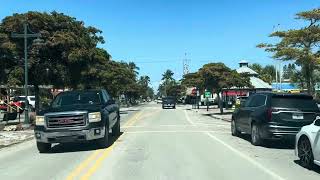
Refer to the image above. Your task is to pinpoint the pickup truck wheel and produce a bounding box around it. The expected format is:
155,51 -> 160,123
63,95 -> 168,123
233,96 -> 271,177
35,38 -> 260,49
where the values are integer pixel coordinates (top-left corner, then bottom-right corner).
251,123 -> 263,146
98,125 -> 109,148
37,142 -> 51,153
112,115 -> 121,136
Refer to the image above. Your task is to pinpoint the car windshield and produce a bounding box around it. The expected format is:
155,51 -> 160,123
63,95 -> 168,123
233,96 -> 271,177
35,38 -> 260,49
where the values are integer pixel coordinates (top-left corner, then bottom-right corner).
51,91 -> 101,107
15,97 -> 26,101
162,97 -> 175,100
271,96 -> 319,111
29,97 -> 35,101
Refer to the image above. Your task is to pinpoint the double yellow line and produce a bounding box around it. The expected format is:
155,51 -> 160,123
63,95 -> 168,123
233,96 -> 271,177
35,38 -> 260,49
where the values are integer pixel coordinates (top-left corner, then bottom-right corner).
66,111 -> 143,180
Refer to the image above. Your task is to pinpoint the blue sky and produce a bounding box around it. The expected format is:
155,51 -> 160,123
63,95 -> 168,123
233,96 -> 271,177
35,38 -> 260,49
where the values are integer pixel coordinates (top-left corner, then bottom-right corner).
0,0 -> 319,89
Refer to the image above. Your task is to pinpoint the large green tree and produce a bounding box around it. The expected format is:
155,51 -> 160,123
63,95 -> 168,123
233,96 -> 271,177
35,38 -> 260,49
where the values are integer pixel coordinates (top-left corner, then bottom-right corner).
0,11 -> 147,112
258,8 -> 320,95
0,11 -> 107,111
198,63 -> 251,113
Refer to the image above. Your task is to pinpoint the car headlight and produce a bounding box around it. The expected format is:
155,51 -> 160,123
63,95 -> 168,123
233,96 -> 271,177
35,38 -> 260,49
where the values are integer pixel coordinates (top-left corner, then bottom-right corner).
36,116 -> 45,126
89,112 -> 101,122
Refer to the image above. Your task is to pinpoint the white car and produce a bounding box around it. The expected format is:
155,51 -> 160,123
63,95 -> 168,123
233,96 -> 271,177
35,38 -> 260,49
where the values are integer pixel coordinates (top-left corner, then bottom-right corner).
295,117 -> 320,168
17,96 -> 36,109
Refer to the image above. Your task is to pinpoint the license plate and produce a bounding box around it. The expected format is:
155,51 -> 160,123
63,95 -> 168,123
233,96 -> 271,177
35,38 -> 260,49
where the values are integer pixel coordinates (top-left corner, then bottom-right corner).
292,114 -> 304,120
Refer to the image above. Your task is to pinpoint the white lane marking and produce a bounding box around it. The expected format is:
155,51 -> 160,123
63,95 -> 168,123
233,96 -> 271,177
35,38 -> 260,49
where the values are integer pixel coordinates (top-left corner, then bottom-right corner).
204,132 -> 286,180
122,124 -> 228,129
184,110 -> 195,126
125,130 -> 229,134
194,122 -> 229,127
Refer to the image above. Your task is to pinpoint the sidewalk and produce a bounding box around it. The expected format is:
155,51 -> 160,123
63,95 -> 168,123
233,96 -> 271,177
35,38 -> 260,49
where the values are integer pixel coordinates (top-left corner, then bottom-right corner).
0,130 -> 34,148
188,105 -> 233,122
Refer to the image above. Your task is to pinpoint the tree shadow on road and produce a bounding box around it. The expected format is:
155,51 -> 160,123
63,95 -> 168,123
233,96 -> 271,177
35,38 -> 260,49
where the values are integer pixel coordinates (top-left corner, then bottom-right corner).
48,132 -> 124,154
238,134 -> 295,149
294,160 -> 320,174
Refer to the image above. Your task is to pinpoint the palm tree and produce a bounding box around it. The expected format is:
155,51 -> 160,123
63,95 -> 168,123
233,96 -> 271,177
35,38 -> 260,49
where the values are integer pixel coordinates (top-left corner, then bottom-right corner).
162,69 -> 174,81
128,62 -> 139,75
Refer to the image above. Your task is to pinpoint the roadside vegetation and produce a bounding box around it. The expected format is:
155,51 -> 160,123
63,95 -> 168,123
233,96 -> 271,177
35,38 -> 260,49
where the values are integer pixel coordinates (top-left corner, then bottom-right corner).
0,11 -> 153,110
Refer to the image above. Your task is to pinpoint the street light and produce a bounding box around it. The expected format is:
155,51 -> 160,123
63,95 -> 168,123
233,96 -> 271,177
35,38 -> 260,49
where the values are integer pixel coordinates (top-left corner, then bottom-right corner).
11,21 -> 41,124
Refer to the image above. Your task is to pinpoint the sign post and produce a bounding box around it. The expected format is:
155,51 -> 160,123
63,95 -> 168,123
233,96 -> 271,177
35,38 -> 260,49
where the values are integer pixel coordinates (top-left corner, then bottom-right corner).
205,91 -> 211,111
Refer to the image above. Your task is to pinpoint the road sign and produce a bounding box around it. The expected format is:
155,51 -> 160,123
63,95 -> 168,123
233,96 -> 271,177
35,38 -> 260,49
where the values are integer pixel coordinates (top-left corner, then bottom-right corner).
205,91 -> 211,98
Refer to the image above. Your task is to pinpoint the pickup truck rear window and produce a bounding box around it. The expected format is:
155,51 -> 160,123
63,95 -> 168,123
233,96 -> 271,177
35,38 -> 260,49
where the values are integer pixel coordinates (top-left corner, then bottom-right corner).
271,96 -> 318,111
52,92 -> 101,107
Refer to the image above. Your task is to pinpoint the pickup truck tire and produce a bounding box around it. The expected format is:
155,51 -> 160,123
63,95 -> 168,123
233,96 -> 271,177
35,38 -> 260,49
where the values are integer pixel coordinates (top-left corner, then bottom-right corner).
112,114 -> 121,136
37,142 -> 51,153
97,124 -> 109,148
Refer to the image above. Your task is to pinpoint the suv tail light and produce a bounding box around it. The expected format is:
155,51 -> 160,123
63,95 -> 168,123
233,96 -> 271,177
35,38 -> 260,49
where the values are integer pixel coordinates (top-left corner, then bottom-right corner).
267,108 -> 278,121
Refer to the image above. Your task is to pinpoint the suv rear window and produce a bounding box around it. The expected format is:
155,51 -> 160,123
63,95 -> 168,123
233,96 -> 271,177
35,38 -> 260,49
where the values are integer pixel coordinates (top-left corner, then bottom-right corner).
271,96 -> 318,111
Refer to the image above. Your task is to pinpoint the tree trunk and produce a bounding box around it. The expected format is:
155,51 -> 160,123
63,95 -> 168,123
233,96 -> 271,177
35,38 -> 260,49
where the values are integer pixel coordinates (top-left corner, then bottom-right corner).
217,92 -> 223,114
34,85 -> 40,114
310,65 -> 316,96
305,65 -> 312,95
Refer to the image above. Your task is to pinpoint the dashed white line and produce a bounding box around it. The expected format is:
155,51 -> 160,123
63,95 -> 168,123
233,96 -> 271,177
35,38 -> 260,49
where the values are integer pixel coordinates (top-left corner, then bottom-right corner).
184,110 -> 195,126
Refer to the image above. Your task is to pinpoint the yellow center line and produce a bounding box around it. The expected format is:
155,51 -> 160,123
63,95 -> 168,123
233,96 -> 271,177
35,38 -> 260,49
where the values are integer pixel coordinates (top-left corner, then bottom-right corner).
65,110 -> 142,180
80,143 -> 116,180
79,110 -> 148,179
66,149 -> 103,180
125,111 -> 143,127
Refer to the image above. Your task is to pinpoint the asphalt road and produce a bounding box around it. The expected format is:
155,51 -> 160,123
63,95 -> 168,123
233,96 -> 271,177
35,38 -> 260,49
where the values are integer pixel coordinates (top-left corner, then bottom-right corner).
0,102 -> 319,180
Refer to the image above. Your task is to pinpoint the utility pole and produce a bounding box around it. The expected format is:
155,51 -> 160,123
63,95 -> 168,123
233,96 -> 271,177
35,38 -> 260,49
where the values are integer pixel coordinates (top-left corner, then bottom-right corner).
279,63 -> 282,91
11,21 -> 41,124
183,53 -> 190,76
273,24 -> 280,91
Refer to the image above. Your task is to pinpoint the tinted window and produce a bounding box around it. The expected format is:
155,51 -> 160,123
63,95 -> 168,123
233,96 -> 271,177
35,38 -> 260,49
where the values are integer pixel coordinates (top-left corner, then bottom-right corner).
244,96 -> 253,107
29,97 -> 35,101
101,90 -> 110,103
271,96 -> 318,111
52,91 -> 102,107
15,97 -> 26,101
248,95 -> 266,107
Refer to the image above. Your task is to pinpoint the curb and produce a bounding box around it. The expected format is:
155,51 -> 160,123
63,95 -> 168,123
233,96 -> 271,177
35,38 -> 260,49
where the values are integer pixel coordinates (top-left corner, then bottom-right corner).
0,136 -> 34,150
191,108 -> 232,122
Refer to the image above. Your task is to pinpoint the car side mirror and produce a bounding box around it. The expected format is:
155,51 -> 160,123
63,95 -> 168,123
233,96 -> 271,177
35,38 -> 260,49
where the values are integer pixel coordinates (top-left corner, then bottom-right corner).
314,117 -> 320,126
41,103 -> 50,110
106,99 -> 115,105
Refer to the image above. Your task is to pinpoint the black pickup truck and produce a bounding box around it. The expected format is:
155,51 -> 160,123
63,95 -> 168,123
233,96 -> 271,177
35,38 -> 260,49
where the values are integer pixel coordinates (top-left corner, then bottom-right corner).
34,89 -> 120,153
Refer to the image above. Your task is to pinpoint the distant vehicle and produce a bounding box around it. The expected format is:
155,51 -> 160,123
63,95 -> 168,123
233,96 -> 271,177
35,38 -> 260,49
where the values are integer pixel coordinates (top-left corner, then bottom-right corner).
232,92 -> 320,146
235,96 -> 248,108
162,96 -> 176,109
16,96 -> 35,109
34,89 -> 120,153
295,117 -> 320,168
156,97 -> 162,104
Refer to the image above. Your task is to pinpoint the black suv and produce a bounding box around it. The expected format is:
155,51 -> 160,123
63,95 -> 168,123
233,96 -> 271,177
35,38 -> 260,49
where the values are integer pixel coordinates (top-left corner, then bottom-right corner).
162,96 -> 176,109
231,92 -> 320,146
